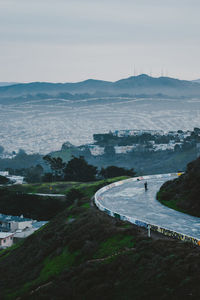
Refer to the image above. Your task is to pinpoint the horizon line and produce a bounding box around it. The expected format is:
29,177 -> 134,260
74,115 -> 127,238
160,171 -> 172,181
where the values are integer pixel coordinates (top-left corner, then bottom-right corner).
1,73 -> 199,85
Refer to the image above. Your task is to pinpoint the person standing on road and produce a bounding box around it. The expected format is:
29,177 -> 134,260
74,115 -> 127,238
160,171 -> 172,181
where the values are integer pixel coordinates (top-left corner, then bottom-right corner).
144,181 -> 148,191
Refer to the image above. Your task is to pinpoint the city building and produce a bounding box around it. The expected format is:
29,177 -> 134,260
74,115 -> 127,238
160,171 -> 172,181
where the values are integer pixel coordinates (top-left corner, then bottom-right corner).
0,232 -> 14,249
113,129 -> 164,137
0,214 -> 33,232
0,171 -> 24,184
88,145 -> 104,156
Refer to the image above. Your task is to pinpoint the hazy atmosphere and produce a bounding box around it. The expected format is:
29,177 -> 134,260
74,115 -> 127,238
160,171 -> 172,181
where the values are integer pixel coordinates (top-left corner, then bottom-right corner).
1,0 -> 200,82
1,2 -> 200,300
1,96 -> 200,153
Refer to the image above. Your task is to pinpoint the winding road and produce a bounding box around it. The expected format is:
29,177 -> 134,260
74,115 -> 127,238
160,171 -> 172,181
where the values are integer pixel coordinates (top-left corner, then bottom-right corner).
96,175 -> 200,240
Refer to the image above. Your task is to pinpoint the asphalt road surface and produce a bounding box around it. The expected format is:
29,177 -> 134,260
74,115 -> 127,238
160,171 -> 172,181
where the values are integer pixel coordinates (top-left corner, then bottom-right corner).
99,176 -> 200,239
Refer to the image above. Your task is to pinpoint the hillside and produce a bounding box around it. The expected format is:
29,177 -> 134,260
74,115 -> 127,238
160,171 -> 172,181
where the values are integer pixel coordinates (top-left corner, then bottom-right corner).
192,79 -> 200,83
1,74 -> 200,98
0,82 -> 18,87
0,177 -> 128,220
1,178 -> 200,299
158,156 -> 200,217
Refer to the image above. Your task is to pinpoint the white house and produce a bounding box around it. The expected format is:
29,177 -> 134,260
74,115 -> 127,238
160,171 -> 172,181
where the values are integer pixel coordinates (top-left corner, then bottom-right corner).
0,214 -> 33,232
0,232 -> 14,249
0,171 -> 9,176
114,145 -> 136,154
88,145 -> 104,156
0,170 -> 24,184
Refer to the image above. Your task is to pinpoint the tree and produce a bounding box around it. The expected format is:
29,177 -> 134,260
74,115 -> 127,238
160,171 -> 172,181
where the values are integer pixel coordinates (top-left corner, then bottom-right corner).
25,165 -> 44,183
66,188 -> 84,205
64,156 -> 97,182
0,175 -> 10,184
42,172 -> 53,182
194,127 -> 200,135
43,155 -> 66,180
100,166 -> 136,179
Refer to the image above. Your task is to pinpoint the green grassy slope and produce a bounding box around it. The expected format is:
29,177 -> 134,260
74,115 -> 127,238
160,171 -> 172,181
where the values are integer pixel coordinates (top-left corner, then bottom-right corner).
0,177 -> 129,220
158,156 -> 200,217
6,176 -> 129,195
1,176 -> 200,299
0,178 -> 136,299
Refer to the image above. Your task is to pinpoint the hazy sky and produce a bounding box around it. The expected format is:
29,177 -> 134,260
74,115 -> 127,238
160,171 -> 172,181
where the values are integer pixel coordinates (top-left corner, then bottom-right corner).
1,0 -> 200,82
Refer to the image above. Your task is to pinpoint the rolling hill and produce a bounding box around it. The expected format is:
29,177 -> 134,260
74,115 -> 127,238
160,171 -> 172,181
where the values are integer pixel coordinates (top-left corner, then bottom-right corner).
0,82 -> 18,87
1,74 -> 200,98
1,178 -> 200,299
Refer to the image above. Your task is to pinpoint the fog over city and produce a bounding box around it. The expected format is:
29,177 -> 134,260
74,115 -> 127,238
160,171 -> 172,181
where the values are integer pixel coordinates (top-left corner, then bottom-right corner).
1,0 -> 200,154
0,95 -> 199,153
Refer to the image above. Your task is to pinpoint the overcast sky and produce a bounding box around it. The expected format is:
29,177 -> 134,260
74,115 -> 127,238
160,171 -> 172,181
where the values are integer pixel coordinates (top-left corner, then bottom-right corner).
1,0 -> 200,82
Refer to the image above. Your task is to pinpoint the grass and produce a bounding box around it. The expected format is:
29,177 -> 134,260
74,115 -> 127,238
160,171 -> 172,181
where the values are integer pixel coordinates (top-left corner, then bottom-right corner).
81,203 -> 90,209
94,234 -> 134,259
0,242 -> 23,262
6,247 -> 80,300
160,199 -> 187,214
159,197 -> 179,211
67,204 -> 74,211
39,247 -> 80,282
77,176 -> 130,198
5,176 -> 130,196
67,215 -> 75,222
5,234 -> 134,299
120,223 -> 132,229
6,181 -> 80,194
157,191 -> 187,214
2,176 -> 132,299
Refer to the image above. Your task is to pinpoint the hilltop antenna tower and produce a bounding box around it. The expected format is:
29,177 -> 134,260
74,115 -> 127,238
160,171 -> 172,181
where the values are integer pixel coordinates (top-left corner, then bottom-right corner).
133,65 -> 136,77
161,67 -> 167,77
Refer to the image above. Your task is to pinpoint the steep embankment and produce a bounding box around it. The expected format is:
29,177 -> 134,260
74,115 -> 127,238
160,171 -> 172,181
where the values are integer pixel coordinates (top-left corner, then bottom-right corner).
158,156 -> 200,217
1,177 -> 200,299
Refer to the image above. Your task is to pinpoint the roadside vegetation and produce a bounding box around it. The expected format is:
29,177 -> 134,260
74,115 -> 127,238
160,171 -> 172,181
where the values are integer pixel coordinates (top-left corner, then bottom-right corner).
0,176 -> 129,220
1,156 -> 200,299
158,156 -> 200,217
1,175 -> 200,299
0,175 -> 11,185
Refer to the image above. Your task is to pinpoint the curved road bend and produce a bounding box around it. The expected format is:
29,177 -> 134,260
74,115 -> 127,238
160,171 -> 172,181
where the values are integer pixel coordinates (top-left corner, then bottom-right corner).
98,176 -> 200,240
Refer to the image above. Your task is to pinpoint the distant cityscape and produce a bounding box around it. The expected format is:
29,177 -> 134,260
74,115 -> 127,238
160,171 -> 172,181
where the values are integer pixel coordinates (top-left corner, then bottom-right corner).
1,128 -> 200,159
80,128 -> 200,156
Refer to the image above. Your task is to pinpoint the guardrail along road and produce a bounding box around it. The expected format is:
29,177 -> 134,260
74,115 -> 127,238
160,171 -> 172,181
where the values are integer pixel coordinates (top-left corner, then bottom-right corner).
95,174 -> 200,244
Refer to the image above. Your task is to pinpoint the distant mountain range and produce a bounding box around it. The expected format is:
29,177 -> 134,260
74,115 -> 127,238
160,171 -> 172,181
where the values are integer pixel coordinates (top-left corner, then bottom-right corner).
0,82 -> 18,87
192,79 -> 200,84
1,75 -> 200,98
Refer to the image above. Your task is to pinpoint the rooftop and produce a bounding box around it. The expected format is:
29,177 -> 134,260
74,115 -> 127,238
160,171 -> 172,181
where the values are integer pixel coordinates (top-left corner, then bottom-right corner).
0,232 -> 14,239
0,213 -> 32,223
